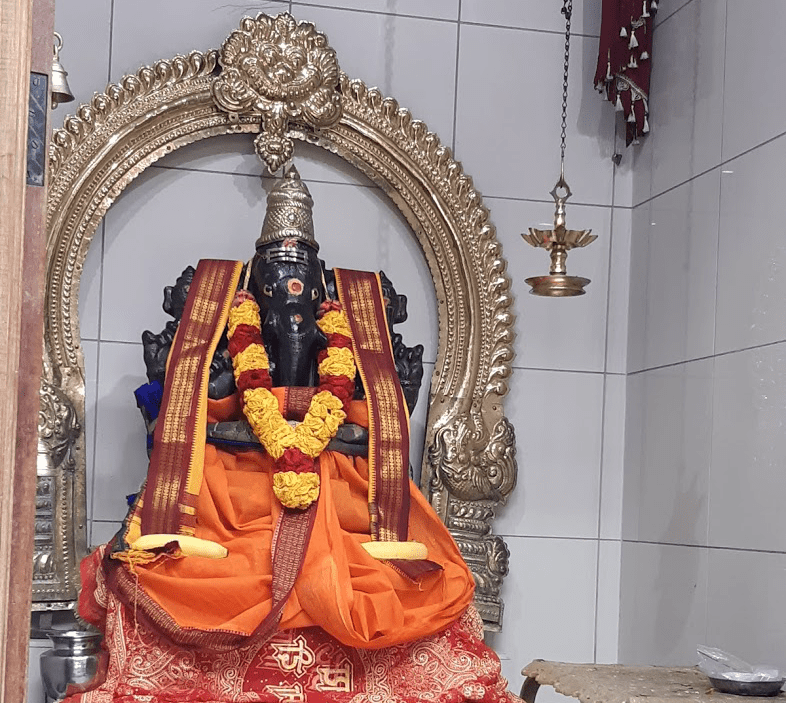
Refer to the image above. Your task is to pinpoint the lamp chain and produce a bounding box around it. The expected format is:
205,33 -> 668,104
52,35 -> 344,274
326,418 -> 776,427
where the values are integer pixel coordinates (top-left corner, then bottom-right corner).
559,0 -> 573,179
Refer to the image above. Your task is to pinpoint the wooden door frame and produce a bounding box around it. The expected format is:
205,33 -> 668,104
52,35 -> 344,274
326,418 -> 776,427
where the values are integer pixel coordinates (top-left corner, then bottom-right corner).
0,0 -> 54,700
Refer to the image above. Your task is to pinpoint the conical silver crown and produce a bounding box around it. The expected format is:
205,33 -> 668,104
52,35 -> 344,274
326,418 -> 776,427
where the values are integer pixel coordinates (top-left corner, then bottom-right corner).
256,165 -> 318,252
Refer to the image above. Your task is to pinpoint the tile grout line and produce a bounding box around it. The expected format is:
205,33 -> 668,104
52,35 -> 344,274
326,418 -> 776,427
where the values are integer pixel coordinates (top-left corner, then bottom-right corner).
88,220 -> 108,547
593,114 -> 624,662
593,145 -> 619,663
292,2 -> 456,24
149,162 -> 380,188
702,0 -> 729,644
499,534 -> 618,543
634,125 -> 786,209
499,534 -> 786,557
86,338 -> 143,347
451,0 -> 462,155
107,0 -> 115,86
487,193 -> 629,209
148,162 -> 630,209
628,336 -> 786,376
712,0 -> 729,366
637,195 -> 652,375
459,19 -> 599,38
702,387 -> 713,644
289,1 -> 601,35
654,0 -> 698,30
509,366 -> 625,375
88,0 -> 116,546
621,538 -> 786,557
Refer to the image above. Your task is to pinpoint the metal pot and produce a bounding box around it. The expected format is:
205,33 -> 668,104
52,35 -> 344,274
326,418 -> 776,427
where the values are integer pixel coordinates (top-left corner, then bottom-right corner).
39,630 -> 103,702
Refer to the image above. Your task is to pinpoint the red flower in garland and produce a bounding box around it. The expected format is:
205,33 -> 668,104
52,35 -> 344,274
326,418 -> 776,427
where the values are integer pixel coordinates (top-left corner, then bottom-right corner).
278,447 -> 315,474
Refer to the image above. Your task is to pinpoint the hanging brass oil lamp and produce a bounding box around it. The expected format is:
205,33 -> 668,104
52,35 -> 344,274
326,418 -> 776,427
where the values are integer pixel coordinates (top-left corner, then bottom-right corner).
521,0 -> 596,297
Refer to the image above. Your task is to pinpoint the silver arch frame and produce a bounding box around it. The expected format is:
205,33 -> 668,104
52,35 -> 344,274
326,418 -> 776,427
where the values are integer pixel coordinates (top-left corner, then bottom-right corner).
37,39 -> 517,629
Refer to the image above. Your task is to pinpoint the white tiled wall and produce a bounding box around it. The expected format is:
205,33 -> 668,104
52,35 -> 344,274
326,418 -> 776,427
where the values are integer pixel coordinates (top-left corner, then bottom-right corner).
490,536 -> 600,688
626,171 -> 720,372
618,542 -> 709,665
623,0 -> 786,673
38,0 -> 627,700
455,24 -> 616,206
623,359 -> 713,547
716,140 -> 786,353
721,0 -> 786,163
632,0 -> 726,202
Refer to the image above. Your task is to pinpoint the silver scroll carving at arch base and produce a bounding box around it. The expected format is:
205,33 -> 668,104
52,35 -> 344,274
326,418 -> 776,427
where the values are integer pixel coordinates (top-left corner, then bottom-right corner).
37,12 -> 517,630
33,380 -> 84,615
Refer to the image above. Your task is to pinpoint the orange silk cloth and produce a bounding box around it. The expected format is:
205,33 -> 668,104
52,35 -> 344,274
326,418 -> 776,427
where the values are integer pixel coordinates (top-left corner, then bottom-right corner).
130,389 -> 475,650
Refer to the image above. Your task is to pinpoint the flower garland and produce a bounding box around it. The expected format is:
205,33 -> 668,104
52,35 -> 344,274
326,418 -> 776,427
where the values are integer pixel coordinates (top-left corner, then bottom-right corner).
227,290 -> 356,509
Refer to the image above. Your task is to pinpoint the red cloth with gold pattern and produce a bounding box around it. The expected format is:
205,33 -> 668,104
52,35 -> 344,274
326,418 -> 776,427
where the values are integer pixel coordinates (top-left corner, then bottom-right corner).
64,546 -> 517,703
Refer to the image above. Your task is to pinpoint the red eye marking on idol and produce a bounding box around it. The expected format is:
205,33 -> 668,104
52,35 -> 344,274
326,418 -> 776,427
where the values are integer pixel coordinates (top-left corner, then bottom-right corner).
287,278 -> 304,296
282,237 -> 299,248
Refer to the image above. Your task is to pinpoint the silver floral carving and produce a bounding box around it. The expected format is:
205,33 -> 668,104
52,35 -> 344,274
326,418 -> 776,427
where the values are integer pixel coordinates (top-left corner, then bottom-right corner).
33,379 -> 84,608
430,417 -> 516,629
429,416 -> 516,503
212,13 -> 342,172
453,532 -> 510,626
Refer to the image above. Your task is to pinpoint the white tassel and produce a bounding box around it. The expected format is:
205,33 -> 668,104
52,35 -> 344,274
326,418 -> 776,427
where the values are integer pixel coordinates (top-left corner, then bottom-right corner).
615,96 -> 624,111
628,111 -> 636,123
651,0 -> 658,11
640,51 -> 649,60
628,56 -> 638,69
629,31 -> 639,49
642,116 -> 650,133
620,26 -> 628,37
642,0 -> 650,17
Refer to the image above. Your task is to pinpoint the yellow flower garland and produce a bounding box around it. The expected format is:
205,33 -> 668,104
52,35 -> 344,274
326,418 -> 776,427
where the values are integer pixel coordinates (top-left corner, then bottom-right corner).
317,347 -> 356,378
228,299 -> 261,338
319,310 -> 352,337
234,344 -> 270,374
241,388 -> 346,461
273,472 -> 321,511
227,296 -> 356,510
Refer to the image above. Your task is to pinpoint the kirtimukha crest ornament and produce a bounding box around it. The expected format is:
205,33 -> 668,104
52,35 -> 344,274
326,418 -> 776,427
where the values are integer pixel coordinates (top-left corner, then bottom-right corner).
212,13 -> 342,173
521,0 -> 597,297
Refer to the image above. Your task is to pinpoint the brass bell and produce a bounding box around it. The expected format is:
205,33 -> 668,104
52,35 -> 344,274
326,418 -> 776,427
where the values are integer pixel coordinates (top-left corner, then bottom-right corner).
51,32 -> 75,108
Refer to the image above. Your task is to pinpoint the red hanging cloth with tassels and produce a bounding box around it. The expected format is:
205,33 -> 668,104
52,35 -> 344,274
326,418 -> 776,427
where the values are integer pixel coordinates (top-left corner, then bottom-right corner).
595,0 -> 657,145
